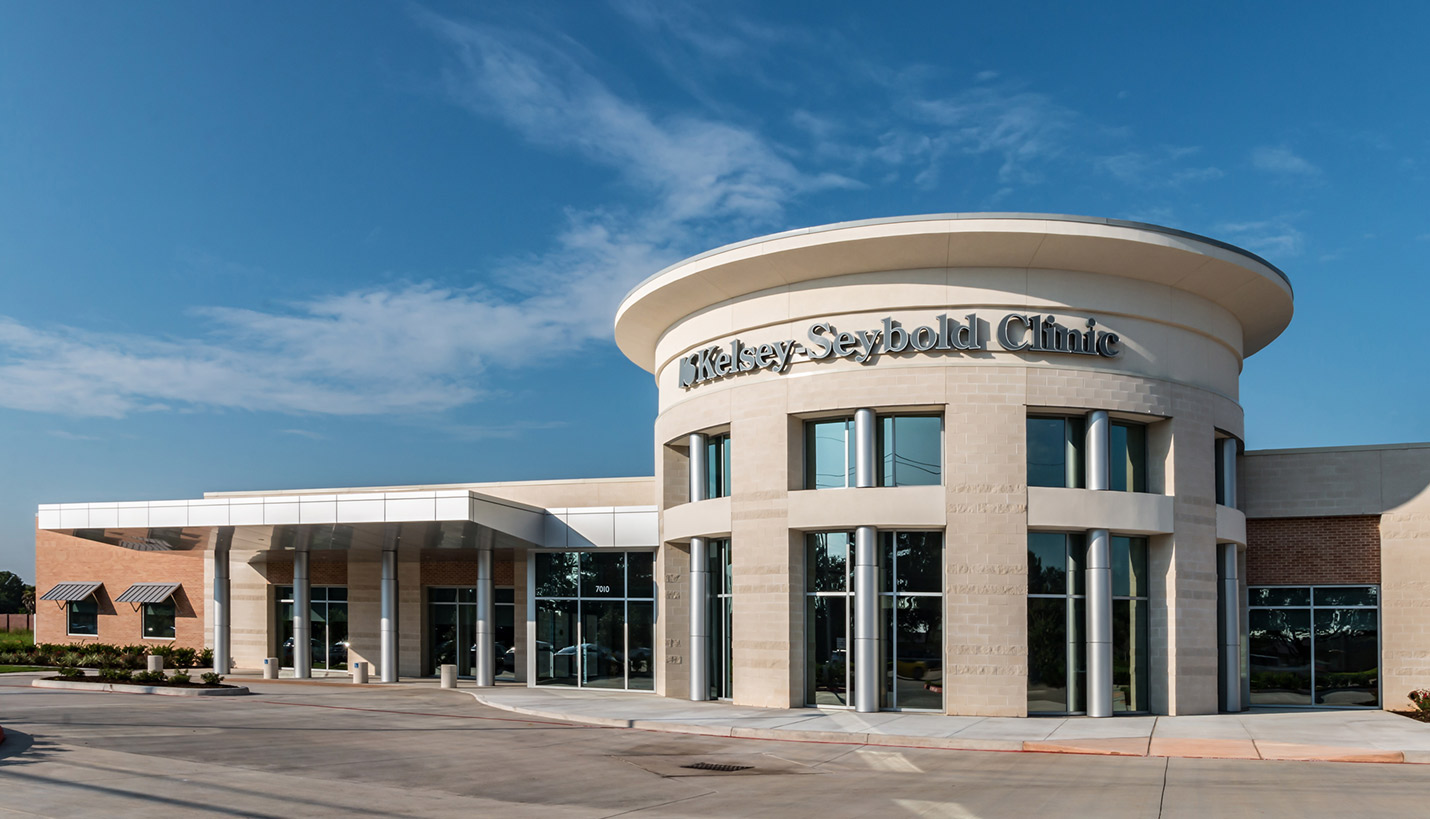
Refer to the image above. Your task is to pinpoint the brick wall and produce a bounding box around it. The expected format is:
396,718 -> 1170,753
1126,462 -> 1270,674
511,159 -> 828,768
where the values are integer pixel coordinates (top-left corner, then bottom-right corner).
35,528 -> 207,648
420,554 -> 515,587
1245,515 -> 1381,586
263,553 -> 349,586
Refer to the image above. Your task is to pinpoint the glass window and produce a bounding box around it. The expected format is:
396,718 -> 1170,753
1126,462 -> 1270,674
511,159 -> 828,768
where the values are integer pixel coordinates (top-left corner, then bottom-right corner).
806,532 -> 852,593
703,434 -> 732,499
143,600 -> 176,639
806,532 -> 854,707
1214,439 -> 1227,505
879,416 -> 942,487
1027,417 -> 1084,488
805,419 -> 855,489
1110,423 -> 1148,493
533,550 -> 657,691
274,585 -> 348,670
1249,585 -> 1380,708
708,539 -> 733,700
67,598 -> 98,636
1111,536 -> 1149,713
879,531 -> 943,711
1027,532 -> 1094,715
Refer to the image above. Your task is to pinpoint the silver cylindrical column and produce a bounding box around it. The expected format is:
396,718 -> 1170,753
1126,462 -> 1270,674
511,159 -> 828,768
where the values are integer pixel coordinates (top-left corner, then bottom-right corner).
292,530 -> 311,679
212,527 -> 232,675
1220,437 -> 1238,508
1238,545 -> 1250,710
689,537 -> 710,701
1085,528 -> 1113,717
854,409 -> 876,488
475,549 -> 495,687
854,525 -> 879,713
689,433 -> 709,503
380,541 -> 398,683
1220,542 -> 1243,712
1085,410 -> 1110,491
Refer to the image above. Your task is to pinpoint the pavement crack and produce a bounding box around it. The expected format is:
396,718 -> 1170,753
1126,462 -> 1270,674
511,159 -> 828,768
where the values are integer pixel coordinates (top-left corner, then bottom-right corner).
1157,755 -> 1169,818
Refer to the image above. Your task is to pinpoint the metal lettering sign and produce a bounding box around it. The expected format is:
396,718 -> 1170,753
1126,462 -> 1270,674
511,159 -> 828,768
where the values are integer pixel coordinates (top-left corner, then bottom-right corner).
678,313 -> 1121,389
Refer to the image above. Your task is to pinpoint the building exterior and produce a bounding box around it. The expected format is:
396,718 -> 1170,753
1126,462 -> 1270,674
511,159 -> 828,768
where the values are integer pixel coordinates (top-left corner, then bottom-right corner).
33,214 -> 1430,717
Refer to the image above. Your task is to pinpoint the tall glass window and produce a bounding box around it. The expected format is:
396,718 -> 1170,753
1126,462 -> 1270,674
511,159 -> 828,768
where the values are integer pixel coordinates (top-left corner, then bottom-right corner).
143,600 -> 176,640
806,532 -> 854,706
1111,536 -> 1149,713
534,551 -> 655,691
805,419 -> 855,489
1110,422 -> 1148,493
704,434 -> 732,499
879,416 -> 942,486
1249,585 -> 1379,707
1027,532 -> 1085,714
1027,416 -> 1085,488
496,587 -> 516,681
67,598 -> 98,636
276,586 -> 349,670
708,538 -> 733,700
880,531 -> 943,710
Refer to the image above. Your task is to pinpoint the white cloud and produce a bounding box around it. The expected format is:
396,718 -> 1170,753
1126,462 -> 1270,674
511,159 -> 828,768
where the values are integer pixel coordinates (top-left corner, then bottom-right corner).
1096,146 -> 1223,188
1216,218 -> 1306,257
1251,146 -> 1320,177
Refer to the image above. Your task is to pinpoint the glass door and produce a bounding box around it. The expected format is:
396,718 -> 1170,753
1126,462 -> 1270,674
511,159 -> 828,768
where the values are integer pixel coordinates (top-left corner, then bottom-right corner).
429,587 -> 477,677
806,532 -> 854,707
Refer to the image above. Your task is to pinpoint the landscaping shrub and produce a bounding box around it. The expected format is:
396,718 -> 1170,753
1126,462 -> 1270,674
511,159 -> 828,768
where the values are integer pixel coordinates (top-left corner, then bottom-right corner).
57,667 -> 83,678
197,648 -> 214,668
172,647 -> 197,669
200,672 -> 223,685
103,668 -> 133,683
133,670 -> 165,684
169,671 -> 191,685
1410,690 -> 1430,712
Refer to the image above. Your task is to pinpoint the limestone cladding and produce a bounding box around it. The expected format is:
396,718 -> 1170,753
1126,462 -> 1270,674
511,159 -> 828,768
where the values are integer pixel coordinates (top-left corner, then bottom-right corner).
652,363 -> 1236,717
1245,516 -> 1381,586
34,527 -> 207,648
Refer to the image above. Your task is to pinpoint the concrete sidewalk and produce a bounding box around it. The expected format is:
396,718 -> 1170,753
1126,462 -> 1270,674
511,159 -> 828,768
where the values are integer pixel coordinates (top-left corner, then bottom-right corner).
463,685 -> 1430,764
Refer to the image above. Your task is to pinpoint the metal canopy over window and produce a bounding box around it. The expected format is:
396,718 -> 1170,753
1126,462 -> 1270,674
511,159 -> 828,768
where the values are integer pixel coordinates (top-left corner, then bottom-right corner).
116,583 -> 181,605
39,581 -> 102,602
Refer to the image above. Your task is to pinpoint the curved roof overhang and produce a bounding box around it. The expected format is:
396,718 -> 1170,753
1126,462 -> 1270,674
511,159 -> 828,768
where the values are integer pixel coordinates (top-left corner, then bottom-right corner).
614,213 -> 1294,372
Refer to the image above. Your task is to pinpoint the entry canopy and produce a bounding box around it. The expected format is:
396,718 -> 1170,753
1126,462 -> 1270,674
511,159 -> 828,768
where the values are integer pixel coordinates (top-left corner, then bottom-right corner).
115,582 -> 181,604
39,581 -> 102,602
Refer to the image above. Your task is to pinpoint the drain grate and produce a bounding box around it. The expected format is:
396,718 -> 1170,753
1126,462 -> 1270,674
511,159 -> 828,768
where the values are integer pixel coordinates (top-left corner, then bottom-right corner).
681,762 -> 754,772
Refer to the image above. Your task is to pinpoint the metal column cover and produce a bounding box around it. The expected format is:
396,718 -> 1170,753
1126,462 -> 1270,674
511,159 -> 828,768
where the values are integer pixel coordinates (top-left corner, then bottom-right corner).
1238,545 -> 1251,709
292,530 -> 312,679
212,527 -> 232,675
475,549 -> 495,687
1085,528 -> 1113,717
853,525 -> 879,713
689,433 -> 709,503
380,532 -> 399,684
689,537 -> 710,701
1220,542 -> 1243,712
1085,410 -> 1110,491
853,409 -> 877,488
1220,437 -> 1238,508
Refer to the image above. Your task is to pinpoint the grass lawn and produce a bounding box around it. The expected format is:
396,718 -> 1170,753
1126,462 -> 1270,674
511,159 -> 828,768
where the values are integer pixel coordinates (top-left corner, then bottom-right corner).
0,665 -> 45,673
0,629 -> 35,648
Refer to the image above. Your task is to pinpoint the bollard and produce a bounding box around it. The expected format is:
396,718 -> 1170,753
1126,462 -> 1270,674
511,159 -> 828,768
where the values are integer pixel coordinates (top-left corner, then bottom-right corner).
440,664 -> 457,689
263,657 -> 280,680
146,654 -> 164,673
351,661 -> 368,684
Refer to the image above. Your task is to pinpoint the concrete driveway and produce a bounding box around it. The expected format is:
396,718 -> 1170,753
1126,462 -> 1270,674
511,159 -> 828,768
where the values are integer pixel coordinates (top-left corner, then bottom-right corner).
2,675 -> 1430,817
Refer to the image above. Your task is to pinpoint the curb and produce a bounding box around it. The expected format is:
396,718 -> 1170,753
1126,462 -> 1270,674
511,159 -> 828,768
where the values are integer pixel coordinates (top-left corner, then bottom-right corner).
31,679 -> 250,697
460,692 -> 1418,764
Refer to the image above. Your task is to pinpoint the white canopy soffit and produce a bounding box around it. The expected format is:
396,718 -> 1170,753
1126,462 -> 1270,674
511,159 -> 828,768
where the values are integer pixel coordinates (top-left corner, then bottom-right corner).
39,582 -> 102,602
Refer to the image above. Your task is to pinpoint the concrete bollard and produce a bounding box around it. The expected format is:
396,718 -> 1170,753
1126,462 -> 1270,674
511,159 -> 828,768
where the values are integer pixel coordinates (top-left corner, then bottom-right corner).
440,664 -> 457,689
263,657 -> 280,680
351,661 -> 368,684
146,654 -> 164,673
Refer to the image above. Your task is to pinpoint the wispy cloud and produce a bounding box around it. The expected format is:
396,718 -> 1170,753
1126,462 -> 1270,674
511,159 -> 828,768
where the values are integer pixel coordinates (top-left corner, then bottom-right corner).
1251,146 -> 1321,178
1216,217 -> 1306,257
47,430 -> 102,441
1096,146 -> 1223,188
279,429 -> 326,440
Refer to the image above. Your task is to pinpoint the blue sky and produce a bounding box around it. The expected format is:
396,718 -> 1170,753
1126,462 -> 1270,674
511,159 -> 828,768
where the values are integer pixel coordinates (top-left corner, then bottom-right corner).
1,3 -> 1427,579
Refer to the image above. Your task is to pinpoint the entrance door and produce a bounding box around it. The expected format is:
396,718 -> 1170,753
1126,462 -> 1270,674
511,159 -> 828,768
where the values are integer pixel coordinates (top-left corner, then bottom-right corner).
429,588 -> 477,677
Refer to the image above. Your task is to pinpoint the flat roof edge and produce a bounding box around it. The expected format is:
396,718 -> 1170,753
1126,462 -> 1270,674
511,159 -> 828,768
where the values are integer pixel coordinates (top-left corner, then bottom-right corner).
1244,442 -> 1430,456
203,476 -> 656,498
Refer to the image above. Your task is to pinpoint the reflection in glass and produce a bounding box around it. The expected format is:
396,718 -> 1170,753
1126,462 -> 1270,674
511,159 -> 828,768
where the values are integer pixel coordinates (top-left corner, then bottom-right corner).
1249,587 -> 1310,607
580,552 -> 625,598
143,601 -> 176,639
708,538 -> 733,700
885,595 -> 943,710
882,532 -> 942,594
1110,423 -> 1147,493
807,532 -> 852,592
536,553 -> 579,597
581,599 -> 625,689
805,419 -> 855,489
628,601 -> 655,691
879,416 -> 942,487
496,593 -> 516,681
1027,597 -> 1067,712
1112,599 -> 1148,712
275,586 -> 348,670
628,553 -> 655,599
1027,533 -> 1068,595
1314,608 -> 1378,707
68,598 -> 99,636
536,599 -> 578,686
1249,608 -> 1313,706
1313,587 -> 1378,608
1027,417 -> 1084,488
807,595 -> 851,706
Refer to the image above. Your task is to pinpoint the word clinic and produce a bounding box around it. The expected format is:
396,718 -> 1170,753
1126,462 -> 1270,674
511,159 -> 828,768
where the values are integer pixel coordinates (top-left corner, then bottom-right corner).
678,313 -> 1122,388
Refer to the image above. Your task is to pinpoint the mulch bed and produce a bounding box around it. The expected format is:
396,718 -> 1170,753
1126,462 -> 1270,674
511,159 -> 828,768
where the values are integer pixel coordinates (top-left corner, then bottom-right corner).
44,676 -> 238,690
1390,710 -> 1430,724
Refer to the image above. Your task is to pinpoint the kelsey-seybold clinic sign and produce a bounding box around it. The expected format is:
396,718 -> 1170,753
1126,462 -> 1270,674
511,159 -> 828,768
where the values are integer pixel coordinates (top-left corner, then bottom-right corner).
678,312 -> 1121,389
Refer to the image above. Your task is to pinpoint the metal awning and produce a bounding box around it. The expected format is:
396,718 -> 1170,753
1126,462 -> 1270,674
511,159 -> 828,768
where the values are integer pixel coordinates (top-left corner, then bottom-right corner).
115,582 -> 181,604
39,582 -> 102,602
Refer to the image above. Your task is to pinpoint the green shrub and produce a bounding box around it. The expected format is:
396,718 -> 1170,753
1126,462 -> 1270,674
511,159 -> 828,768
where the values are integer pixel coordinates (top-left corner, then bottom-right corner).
133,670 -> 164,684
197,648 -> 214,668
103,668 -> 133,682
172,647 -> 197,668
148,644 -> 174,658
169,670 -> 191,685
1410,690 -> 1430,712
58,667 -> 83,678
200,672 -> 223,685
